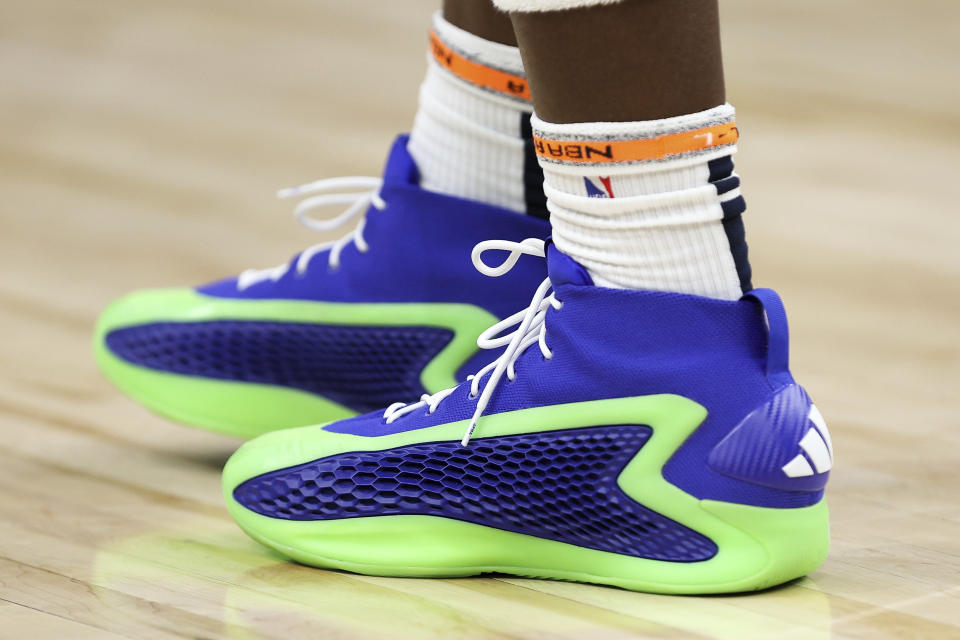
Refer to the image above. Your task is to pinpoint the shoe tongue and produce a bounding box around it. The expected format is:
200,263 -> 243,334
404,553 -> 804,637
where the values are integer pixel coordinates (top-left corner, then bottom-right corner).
381,135 -> 419,187
546,241 -> 594,287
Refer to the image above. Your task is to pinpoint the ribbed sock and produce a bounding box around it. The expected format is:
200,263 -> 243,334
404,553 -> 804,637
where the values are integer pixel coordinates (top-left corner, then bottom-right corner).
409,13 -> 547,218
532,104 -> 751,299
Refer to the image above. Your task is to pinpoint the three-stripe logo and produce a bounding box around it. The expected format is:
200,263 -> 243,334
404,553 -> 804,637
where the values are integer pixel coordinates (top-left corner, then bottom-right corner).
781,405 -> 834,478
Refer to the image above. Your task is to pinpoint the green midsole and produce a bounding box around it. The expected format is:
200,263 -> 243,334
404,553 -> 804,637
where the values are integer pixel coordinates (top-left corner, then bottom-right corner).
223,394 -> 830,593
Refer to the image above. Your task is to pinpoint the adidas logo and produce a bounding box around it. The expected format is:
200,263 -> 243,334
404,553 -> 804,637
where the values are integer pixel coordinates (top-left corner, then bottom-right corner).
781,405 -> 834,478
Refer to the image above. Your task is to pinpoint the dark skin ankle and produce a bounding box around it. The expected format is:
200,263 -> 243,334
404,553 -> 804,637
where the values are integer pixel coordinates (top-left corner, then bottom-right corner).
443,0 -> 517,47
509,0 -> 726,123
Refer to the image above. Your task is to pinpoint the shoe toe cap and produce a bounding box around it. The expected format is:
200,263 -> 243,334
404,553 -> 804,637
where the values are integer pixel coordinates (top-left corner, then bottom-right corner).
96,287 -> 209,342
222,422 -> 345,503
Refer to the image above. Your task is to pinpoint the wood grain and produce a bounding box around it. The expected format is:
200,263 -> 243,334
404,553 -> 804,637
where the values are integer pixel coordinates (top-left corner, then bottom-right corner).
1,1 -> 958,637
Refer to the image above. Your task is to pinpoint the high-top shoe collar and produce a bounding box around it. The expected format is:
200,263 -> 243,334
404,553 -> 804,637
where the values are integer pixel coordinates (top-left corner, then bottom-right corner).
381,134 -> 420,188
545,240 -> 593,288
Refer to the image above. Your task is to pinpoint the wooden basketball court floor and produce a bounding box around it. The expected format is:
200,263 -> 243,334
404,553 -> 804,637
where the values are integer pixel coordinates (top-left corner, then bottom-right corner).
1,1 -> 957,637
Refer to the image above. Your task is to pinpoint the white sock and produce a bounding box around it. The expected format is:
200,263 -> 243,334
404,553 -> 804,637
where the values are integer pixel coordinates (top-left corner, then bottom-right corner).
409,13 -> 546,217
532,104 -> 752,300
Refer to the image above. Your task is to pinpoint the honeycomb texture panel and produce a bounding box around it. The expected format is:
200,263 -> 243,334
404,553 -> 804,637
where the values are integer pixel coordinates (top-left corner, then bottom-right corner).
233,426 -> 718,561
105,321 -> 453,413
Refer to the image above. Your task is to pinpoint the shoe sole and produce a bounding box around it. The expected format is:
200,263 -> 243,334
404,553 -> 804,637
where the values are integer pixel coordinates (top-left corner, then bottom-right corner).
94,288 -> 497,438
95,339 -> 357,438
223,394 -> 830,593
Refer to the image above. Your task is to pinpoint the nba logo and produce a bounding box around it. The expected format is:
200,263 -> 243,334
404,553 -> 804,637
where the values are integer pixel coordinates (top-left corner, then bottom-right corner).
584,176 -> 614,198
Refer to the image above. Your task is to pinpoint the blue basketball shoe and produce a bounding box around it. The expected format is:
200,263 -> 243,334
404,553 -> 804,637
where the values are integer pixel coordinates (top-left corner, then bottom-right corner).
223,238 -> 832,593
94,137 -> 550,438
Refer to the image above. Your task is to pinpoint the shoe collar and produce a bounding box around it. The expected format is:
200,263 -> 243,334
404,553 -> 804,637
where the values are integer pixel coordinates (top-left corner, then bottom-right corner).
545,239 -> 594,288
381,134 -> 420,189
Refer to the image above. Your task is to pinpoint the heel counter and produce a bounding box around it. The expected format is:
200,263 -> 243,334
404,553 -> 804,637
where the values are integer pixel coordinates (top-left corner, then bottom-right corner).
707,384 -> 833,493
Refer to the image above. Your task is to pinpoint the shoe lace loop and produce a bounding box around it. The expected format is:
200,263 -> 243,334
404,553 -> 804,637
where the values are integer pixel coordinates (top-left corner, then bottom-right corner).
237,176 -> 386,290
383,238 -> 560,446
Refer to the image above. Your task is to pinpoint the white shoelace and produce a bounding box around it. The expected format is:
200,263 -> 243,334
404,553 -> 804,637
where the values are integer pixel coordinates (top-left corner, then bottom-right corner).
236,176 -> 386,290
383,238 -> 560,446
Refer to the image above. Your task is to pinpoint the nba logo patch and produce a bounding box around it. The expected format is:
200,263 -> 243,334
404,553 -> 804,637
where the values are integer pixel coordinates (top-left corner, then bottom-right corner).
584,176 -> 614,198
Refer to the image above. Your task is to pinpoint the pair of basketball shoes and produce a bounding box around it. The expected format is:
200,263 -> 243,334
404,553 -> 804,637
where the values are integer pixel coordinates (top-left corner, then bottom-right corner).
95,135 -> 831,594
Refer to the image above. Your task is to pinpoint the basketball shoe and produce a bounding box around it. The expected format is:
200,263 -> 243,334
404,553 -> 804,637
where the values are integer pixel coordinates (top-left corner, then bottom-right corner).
94,137 -> 550,438
222,238 -> 832,594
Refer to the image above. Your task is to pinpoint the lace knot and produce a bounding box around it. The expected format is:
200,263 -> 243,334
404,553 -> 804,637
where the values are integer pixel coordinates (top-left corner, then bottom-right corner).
383,238 -> 558,446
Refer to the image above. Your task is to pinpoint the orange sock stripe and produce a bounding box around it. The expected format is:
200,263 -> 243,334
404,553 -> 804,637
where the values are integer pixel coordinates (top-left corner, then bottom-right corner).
429,30 -> 530,101
533,122 -> 739,164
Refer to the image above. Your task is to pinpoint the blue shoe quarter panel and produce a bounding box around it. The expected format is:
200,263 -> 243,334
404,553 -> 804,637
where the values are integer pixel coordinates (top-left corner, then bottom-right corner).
197,136 -> 551,322
325,244 -> 822,509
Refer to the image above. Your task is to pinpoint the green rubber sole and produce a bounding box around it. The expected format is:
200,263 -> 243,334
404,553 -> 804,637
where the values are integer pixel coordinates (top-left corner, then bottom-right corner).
223,394 -> 830,593
230,501 -> 828,595
93,287 -> 497,438
95,342 -> 357,439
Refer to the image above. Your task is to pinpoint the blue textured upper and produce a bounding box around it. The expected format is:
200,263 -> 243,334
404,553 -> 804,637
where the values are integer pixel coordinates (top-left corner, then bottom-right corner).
324,243 -> 822,509
198,136 -> 550,322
